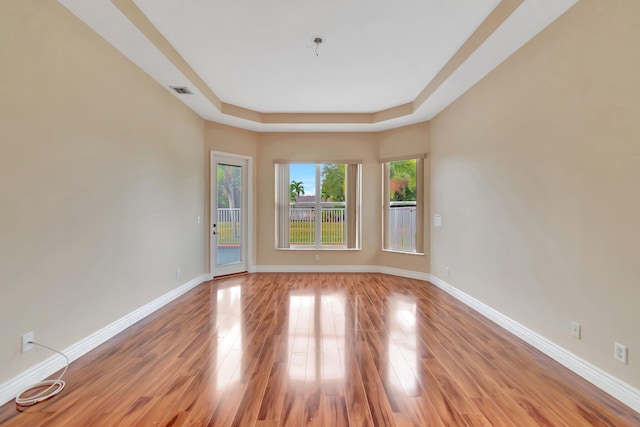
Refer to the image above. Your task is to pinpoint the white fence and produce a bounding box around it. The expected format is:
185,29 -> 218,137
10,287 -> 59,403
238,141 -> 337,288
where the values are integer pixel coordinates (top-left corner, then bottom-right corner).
218,202 -> 415,249
217,207 -> 241,243
387,202 -> 416,252
289,203 -> 345,245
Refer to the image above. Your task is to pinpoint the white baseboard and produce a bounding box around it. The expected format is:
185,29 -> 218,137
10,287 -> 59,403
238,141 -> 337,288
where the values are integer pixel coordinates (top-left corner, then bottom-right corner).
253,264 -> 375,273
0,273 -> 210,406
253,264 -> 430,282
378,266 -> 430,281
428,274 -> 640,414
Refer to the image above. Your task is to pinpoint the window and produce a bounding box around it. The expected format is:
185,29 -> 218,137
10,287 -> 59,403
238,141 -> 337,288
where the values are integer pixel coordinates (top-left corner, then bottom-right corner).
382,156 -> 424,253
275,162 -> 360,249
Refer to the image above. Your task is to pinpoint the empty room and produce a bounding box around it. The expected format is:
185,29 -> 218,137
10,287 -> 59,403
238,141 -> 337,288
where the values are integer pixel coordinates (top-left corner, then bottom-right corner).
1,0 -> 639,425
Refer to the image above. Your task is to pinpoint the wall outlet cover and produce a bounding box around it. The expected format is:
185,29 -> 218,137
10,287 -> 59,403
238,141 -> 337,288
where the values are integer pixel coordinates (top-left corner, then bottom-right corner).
614,343 -> 628,364
571,321 -> 581,339
22,332 -> 34,353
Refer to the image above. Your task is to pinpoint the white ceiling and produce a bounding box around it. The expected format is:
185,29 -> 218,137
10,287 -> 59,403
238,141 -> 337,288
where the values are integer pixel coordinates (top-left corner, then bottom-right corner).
58,0 -> 579,132
133,0 -> 499,114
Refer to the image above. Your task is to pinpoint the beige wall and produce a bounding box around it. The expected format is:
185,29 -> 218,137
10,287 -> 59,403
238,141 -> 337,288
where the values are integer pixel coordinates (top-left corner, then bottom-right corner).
431,0 -> 640,388
378,122 -> 430,273
204,122 -> 258,271
0,1 -> 205,384
204,121 -> 258,159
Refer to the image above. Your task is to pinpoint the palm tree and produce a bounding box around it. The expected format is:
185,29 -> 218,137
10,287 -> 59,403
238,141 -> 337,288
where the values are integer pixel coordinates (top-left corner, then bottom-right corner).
290,180 -> 305,201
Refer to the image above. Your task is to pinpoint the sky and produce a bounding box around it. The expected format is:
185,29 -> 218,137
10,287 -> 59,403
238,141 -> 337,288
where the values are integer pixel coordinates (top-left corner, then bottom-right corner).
290,163 -> 317,195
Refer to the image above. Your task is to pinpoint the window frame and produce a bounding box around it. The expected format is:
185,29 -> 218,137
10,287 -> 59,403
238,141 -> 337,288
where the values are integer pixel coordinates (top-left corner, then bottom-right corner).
382,156 -> 425,255
275,162 -> 361,251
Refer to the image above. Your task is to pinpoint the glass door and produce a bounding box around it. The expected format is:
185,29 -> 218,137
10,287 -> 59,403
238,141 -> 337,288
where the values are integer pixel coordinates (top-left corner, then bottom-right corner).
212,154 -> 248,277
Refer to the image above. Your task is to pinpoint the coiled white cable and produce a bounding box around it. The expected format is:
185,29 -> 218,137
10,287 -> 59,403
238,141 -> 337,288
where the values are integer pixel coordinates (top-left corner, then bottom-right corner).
15,342 -> 68,407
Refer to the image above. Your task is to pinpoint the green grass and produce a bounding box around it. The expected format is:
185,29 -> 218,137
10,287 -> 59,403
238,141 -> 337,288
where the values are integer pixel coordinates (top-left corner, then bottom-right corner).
217,223 -> 241,244
289,220 -> 345,244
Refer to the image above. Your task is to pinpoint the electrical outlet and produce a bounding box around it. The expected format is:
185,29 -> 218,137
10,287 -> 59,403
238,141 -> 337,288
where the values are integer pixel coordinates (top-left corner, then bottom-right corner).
571,321 -> 581,339
176,269 -> 181,280
445,267 -> 450,277
314,254 -> 320,262
197,215 -> 201,224
22,332 -> 34,353
614,343 -> 628,364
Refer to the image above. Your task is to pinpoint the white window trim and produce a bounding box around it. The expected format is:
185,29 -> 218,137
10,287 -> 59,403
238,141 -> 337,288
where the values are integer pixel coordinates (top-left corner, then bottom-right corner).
382,157 -> 424,254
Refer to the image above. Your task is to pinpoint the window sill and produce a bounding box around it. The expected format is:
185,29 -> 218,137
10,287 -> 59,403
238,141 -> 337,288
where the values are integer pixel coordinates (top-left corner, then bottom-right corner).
382,249 -> 425,256
276,247 -> 361,251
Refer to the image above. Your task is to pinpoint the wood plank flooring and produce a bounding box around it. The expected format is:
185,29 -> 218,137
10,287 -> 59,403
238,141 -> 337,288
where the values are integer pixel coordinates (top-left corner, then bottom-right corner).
1,273 -> 638,426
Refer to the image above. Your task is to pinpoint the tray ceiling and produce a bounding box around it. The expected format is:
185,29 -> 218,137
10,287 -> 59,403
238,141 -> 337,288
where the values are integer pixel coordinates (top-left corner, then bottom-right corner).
58,0 -> 579,132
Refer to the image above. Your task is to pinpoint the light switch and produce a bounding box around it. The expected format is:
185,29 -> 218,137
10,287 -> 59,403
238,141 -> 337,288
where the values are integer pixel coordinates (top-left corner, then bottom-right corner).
434,214 -> 442,227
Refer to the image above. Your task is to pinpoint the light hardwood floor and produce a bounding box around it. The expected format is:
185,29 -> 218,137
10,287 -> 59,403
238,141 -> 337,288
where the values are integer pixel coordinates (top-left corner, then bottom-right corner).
1,273 -> 638,426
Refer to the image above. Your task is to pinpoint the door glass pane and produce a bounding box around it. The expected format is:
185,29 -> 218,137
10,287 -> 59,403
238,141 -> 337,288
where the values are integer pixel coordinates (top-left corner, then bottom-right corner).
217,163 -> 242,266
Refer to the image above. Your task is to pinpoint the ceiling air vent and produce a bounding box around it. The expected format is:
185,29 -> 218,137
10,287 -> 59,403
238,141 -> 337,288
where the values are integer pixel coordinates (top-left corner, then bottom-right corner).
169,86 -> 193,95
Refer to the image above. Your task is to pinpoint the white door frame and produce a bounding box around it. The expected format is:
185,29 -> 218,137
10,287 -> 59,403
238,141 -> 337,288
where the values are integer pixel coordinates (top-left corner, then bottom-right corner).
210,151 -> 253,277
